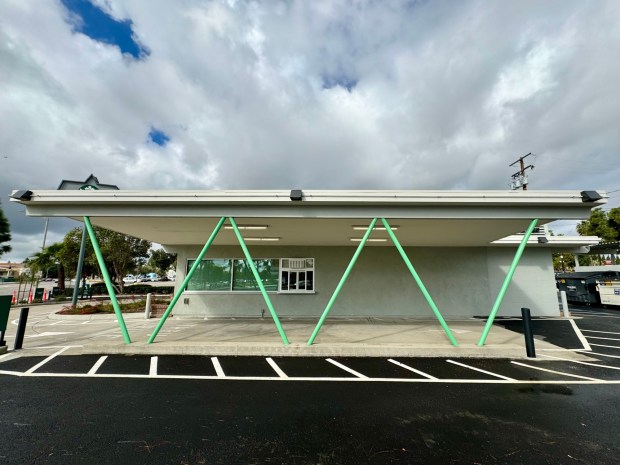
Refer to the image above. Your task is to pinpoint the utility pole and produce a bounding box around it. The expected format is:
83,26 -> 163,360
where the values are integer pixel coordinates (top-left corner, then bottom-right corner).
509,152 -> 534,190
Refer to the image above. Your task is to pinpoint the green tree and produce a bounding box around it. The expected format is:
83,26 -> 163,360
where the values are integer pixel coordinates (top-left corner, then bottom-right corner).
93,227 -> 151,292
148,249 -> 177,276
28,243 -> 68,290
576,208 -> 618,242
0,201 -> 11,257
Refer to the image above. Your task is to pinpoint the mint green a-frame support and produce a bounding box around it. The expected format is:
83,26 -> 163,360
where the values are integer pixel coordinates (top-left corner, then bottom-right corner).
147,217 -> 290,345
307,218 -> 458,346
83,216 -> 131,344
478,218 -> 539,346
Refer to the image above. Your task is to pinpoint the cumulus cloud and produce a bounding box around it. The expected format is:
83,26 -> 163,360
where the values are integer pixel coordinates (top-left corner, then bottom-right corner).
1,0 -> 620,259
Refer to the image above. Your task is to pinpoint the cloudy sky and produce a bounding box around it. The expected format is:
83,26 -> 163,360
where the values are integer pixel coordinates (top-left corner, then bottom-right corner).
2,0 -> 620,261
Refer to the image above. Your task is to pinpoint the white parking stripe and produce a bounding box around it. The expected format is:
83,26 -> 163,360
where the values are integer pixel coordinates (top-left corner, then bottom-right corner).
387,359 -> 437,380
581,329 -> 620,335
577,350 -> 620,359
510,361 -> 601,381
325,358 -> 367,378
211,357 -> 225,377
569,319 -> 592,350
150,356 -> 158,377
446,359 -> 515,381
0,352 -> 13,362
585,335 -> 620,342
266,358 -> 288,378
25,346 -> 70,374
589,343 -> 620,349
540,354 -> 620,371
87,356 -> 108,375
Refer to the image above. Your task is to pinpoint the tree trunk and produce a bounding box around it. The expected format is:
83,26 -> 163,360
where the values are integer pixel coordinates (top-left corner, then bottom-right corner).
58,263 -> 66,291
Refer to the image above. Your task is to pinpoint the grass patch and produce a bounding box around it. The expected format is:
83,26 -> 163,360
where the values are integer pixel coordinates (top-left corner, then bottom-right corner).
58,299 -> 171,315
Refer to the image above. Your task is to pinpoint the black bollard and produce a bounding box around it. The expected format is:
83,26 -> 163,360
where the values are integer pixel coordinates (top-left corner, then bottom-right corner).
13,307 -> 29,350
521,307 -> 536,358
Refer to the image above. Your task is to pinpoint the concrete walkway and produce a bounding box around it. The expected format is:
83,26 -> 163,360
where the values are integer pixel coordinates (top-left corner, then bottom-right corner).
0,302 -> 590,359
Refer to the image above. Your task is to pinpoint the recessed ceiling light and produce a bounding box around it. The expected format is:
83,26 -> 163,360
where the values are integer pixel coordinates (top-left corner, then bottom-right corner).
224,225 -> 268,230
244,237 -> 280,241
349,238 -> 388,242
352,225 -> 398,231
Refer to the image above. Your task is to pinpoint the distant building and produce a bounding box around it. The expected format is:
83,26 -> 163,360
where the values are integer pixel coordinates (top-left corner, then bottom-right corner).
0,262 -> 27,280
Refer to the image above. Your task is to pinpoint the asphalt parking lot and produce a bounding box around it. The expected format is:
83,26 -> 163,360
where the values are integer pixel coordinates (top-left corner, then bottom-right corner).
1,304 -> 619,464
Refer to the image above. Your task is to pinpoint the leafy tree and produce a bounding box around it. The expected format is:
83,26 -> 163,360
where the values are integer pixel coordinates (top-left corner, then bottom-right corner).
32,226 -> 151,292
28,243 -> 67,289
576,208 -> 618,242
0,201 -> 11,257
148,249 -> 177,276
93,227 -> 151,292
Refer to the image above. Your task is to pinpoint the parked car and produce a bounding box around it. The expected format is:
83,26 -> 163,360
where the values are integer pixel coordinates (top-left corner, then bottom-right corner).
122,275 -> 137,284
146,272 -> 160,282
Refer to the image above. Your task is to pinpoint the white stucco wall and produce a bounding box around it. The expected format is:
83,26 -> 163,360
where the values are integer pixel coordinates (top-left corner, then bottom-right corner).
167,245 -> 559,318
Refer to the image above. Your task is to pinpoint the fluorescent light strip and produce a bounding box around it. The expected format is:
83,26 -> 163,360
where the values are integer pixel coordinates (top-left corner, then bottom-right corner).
224,225 -> 268,230
350,238 -> 388,242
352,226 -> 399,231
244,237 -> 280,241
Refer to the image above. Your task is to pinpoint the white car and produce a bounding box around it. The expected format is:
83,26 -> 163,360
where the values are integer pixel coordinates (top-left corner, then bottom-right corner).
146,273 -> 160,282
122,275 -> 137,284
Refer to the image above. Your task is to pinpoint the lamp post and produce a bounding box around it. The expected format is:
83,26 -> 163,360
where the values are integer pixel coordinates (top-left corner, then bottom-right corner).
560,254 -> 565,272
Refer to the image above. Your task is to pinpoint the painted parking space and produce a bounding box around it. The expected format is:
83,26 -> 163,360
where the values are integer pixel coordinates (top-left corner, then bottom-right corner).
157,355 -> 218,377
271,357 -> 356,378
1,353 -> 619,384
95,355 -> 151,375
32,354 -> 103,374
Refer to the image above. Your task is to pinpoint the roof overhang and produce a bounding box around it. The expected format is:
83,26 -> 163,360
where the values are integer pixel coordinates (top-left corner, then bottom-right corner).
10,189 -> 607,247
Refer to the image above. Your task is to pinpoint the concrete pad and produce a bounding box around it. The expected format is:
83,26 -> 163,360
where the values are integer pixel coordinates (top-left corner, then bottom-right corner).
2,303 -> 593,359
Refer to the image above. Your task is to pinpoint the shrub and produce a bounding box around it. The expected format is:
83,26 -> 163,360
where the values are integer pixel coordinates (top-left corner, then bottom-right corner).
88,282 -> 174,296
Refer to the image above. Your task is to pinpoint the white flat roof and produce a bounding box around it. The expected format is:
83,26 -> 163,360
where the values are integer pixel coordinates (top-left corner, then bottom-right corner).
10,189 -> 607,247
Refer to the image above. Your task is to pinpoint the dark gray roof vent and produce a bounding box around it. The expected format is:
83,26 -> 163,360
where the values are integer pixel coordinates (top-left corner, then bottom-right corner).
290,189 -> 303,201
581,191 -> 603,202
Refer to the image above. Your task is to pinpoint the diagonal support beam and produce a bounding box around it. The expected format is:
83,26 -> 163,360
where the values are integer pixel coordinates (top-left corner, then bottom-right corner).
83,217 -> 131,344
147,217 -> 226,344
229,217 -> 290,345
478,218 -> 539,346
381,218 -> 459,347
307,218 -> 378,345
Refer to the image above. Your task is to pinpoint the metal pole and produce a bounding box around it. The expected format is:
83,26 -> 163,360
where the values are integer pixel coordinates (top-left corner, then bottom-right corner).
13,307 -> 29,350
521,307 -> 536,358
145,292 -> 152,319
229,217 -> 290,345
381,218 -> 458,346
147,217 -> 226,344
83,216 -> 131,344
71,224 -> 88,306
307,218 -> 378,345
560,290 -> 569,318
478,219 -> 539,346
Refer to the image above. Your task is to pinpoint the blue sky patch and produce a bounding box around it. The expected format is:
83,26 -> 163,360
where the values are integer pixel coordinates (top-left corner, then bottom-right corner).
61,0 -> 149,59
322,75 -> 358,92
148,128 -> 170,146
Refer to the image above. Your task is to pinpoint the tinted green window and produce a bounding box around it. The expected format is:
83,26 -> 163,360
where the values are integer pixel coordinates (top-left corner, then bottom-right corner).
232,259 -> 279,291
186,259 -> 231,291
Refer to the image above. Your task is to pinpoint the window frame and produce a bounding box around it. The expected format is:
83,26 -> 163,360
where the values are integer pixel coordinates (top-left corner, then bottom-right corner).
278,258 -> 316,294
184,257 -> 316,294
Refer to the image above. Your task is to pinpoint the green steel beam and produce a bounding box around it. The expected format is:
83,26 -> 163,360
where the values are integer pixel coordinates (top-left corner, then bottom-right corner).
147,217 -> 226,344
381,218 -> 459,347
83,217 -> 131,344
229,217 -> 290,345
307,218 -> 378,345
478,218 -> 539,346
